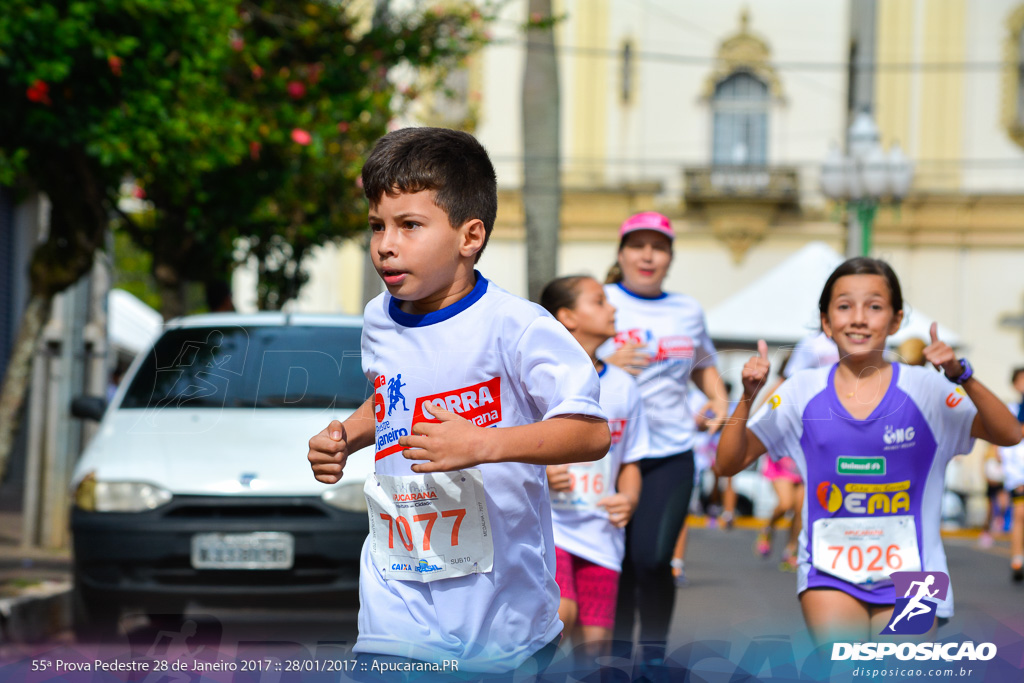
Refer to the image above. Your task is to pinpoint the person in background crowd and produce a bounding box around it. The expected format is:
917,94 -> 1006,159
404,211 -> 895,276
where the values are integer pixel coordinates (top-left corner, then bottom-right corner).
600,211 -> 729,672
541,274 -> 647,672
671,382 -> 734,587
980,447 -> 1008,549
895,337 -> 927,367
997,366 -> 1024,581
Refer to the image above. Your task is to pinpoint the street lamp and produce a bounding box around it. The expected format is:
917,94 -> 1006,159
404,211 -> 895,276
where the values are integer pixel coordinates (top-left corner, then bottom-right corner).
820,112 -> 914,256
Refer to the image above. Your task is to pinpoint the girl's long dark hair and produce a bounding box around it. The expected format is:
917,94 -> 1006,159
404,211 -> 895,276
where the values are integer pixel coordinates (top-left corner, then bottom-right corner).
819,257 -> 903,316
540,275 -> 590,316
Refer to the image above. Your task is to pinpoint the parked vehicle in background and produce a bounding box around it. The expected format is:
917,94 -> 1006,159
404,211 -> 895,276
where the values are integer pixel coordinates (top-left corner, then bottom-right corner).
69,313 -> 372,639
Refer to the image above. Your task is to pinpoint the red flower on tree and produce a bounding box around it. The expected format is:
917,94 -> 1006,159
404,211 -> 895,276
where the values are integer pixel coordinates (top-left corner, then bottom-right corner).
26,79 -> 51,105
306,63 -> 323,86
290,128 -> 312,146
287,81 -> 306,99
249,141 -> 261,160
108,56 -> 123,77
251,65 -> 264,80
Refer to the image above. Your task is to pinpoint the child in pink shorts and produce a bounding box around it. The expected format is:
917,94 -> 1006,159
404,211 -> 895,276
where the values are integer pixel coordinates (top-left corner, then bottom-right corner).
540,275 -> 648,670
756,454 -> 805,570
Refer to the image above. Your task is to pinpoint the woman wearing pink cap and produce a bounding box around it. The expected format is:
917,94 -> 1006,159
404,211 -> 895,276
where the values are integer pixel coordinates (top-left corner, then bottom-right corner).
598,211 -> 730,668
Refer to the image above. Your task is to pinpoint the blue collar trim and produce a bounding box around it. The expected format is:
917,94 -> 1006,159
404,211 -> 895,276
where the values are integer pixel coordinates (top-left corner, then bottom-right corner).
615,282 -> 668,301
387,271 -> 488,327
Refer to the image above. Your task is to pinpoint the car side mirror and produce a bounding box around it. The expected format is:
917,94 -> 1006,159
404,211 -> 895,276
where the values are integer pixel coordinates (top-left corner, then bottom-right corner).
71,395 -> 107,421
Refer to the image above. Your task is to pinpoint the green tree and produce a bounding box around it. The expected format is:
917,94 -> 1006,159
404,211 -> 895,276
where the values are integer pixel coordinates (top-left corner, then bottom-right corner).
0,0 -> 245,480
118,1 -> 492,315
0,0 -> 493,480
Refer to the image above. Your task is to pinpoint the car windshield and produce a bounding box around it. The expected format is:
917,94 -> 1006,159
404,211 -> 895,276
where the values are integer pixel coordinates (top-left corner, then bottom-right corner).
120,325 -> 369,409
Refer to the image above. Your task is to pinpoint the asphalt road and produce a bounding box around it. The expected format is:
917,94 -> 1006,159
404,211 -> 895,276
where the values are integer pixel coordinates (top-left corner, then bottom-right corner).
3,523 -> 1022,681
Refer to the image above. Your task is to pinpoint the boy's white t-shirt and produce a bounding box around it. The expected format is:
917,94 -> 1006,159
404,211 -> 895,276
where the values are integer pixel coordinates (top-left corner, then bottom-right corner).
597,283 -> 717,458
749,363 -> 977,618
784,331 -> 839,378
550,363 -> 649,571
353,273 -> 606,672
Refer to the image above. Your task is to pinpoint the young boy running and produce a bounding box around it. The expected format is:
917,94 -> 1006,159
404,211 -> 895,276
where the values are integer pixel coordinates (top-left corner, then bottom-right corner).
307,127 -> 610,674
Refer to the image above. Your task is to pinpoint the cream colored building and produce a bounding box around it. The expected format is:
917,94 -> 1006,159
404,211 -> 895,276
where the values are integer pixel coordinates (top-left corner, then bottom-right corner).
292,1 -> 1024,417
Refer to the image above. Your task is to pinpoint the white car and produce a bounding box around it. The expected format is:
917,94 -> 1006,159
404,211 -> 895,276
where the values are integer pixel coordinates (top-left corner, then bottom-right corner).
69,313 -> 373,638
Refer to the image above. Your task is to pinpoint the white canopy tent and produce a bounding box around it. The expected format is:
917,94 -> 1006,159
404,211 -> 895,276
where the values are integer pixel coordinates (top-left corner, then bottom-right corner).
706,242 -> 961,349
108,288 -> 162,356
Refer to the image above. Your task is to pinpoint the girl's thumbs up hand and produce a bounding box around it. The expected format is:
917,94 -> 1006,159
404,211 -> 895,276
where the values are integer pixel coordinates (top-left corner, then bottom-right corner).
741,339 -> 771,400
922,322 -> 961,379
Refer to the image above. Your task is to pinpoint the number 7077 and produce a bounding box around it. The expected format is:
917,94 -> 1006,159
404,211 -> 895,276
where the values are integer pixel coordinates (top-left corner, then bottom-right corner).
380,509 -> 467,552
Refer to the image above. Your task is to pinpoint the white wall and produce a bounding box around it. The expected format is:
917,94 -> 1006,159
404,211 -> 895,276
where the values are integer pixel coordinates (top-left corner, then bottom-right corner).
962,1 -> 1024,193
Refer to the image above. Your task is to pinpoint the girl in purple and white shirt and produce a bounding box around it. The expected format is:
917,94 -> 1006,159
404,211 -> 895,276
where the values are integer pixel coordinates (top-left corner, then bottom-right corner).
716,257 -> 1021,645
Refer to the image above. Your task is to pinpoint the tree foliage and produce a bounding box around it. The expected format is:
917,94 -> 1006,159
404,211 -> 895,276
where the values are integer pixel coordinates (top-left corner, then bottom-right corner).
0,0 -> 494,485
1,0 -> 494,315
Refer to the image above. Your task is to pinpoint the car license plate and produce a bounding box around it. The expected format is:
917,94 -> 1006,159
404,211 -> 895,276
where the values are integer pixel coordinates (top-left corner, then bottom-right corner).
190,532 -> 294,570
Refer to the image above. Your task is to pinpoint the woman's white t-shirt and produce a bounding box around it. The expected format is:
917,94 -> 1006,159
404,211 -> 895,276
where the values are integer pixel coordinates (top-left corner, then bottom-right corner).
598,283 -> 717,458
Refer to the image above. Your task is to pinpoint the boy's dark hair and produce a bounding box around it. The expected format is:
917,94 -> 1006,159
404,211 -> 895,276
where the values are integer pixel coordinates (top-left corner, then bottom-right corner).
1012,367 -> 1024,384
361,127 -> 498,262
818,257 -> 904,318
539,275 -> 590,317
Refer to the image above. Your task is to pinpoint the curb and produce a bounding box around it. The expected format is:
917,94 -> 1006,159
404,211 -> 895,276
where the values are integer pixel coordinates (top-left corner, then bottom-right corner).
0,581 -> 71,644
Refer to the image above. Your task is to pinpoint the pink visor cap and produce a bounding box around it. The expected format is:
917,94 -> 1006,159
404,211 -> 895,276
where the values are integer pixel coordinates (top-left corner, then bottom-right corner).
619,211 -> 675,241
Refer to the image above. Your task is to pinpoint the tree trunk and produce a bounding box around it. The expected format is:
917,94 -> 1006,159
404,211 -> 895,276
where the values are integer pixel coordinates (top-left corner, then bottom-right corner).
522,0 -> 561,303
0,294 -> 52,483
0,148 -> 111,482
154,260 -> 188,321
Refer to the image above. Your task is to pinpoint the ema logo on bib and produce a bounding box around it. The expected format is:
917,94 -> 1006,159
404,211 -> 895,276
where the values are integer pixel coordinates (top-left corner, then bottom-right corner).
413,377 -> 502,429
817,480 -> 911,514
882,571 -> 949,635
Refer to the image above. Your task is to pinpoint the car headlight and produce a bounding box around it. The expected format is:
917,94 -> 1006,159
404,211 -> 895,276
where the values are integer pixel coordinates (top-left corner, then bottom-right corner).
321,483 -> 367,513
74,473 -> 172,512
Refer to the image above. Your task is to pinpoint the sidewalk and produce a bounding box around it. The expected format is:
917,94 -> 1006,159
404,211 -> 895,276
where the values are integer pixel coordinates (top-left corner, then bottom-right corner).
0,481 -> 72,644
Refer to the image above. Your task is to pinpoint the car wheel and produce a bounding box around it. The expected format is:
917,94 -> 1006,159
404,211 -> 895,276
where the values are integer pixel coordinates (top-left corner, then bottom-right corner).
71,576 -> 120,642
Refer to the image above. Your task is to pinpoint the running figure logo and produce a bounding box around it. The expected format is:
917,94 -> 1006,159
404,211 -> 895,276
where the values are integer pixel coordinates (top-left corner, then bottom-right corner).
387,374 -> 408,416
883,571 -> 950,635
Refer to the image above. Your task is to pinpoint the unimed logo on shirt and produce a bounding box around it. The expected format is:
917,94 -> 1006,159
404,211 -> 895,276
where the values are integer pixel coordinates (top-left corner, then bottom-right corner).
836,456 -> 886,476
413,377 -> 502,428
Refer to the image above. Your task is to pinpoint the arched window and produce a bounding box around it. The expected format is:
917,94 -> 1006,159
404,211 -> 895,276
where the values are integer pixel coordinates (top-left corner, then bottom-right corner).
711,72 -> 769,166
